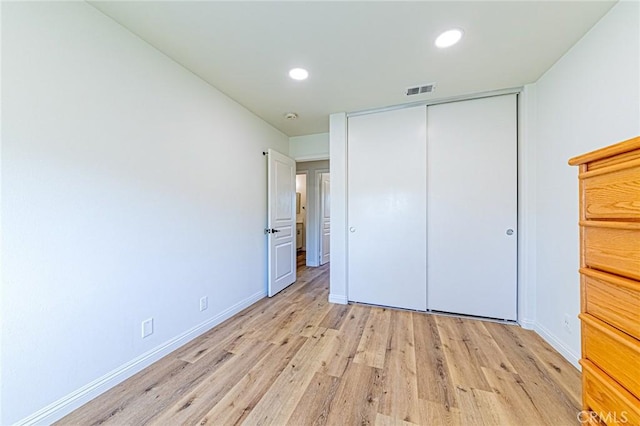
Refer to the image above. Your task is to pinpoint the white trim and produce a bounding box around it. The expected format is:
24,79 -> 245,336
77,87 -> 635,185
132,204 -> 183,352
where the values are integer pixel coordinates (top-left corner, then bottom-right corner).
16,290 -> 266,426
517,85 -> 538,330
329,113 -> 348,305
534,322 -> 581,370
292,154 -> 329,162
348,87 -> 523,118
328,294 -> 348,305
518,318 -> 536,330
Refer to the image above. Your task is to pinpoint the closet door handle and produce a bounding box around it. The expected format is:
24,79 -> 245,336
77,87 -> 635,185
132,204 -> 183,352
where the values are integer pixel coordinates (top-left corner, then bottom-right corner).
506,229 -> 514,236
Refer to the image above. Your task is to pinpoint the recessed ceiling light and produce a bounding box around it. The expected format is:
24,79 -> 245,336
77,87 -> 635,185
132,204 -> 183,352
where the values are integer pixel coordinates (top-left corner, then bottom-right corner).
285,112 -> 298,120
289,68 -> 309,80
435,29 -> 463,48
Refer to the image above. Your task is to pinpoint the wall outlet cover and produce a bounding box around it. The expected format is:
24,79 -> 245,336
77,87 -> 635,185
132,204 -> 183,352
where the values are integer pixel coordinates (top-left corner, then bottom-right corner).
563,314 -> 571,333
142,318 -> 154,338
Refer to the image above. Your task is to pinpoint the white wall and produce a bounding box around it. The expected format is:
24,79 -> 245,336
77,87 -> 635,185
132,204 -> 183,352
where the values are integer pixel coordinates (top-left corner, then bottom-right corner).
328,114 -> 348,304
0,4 -> 4,422
1,2 -> 289,424
530,0 -> 640,366
296,160 -> 329,267
290,133 -> 329,161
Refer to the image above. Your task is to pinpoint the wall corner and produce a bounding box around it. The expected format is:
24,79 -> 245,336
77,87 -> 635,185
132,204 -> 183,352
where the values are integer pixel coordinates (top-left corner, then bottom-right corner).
329,113 -> 348,303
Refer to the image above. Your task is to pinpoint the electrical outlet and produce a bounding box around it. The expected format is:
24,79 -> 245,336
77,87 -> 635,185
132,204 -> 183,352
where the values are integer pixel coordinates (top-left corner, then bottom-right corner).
200,296 -> 208,312
142,318 -> 154,338
563,314 -> 571,333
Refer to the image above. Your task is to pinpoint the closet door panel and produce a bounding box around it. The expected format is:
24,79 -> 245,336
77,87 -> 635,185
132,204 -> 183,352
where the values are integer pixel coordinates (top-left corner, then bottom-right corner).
347,106 -> 427,311
427,95 -> 517,320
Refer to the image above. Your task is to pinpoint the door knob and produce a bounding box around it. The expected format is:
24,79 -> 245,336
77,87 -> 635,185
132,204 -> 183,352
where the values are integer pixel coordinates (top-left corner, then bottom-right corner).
349,227 -> 356,233
506,229 -> 514,236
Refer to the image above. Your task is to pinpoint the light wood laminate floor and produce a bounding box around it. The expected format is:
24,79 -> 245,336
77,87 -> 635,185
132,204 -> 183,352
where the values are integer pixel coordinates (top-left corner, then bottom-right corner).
59,255 -> 581,425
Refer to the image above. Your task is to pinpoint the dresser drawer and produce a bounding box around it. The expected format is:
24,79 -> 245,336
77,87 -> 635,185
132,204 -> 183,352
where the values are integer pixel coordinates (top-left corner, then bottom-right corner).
581,359 -> 640,426
583,222 -> 640,281
582,161 -> 640,220
581,313 -> 640,398
582,268 -> 640,338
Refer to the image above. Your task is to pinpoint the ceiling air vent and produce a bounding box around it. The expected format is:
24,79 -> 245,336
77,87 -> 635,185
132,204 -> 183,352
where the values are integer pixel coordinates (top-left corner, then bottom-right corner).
406,83 -> 436,96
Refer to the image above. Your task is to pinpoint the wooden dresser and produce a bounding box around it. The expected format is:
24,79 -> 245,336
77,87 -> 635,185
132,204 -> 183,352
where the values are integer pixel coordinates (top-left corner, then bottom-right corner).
569,136 -> 640,425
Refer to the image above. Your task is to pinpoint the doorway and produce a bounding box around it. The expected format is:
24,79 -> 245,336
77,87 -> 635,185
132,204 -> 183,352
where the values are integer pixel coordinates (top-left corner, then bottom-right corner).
318,171 -> 330,266
295,172 -> 308,266
295,160 -> 330,268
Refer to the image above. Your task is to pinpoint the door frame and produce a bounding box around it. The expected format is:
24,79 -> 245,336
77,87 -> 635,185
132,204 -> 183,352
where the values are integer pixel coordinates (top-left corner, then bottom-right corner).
295,171 -> 308,253
329,87 -> 532,324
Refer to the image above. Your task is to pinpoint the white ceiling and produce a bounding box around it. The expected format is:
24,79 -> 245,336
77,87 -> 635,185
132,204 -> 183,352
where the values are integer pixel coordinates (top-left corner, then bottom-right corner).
90,1 -> 616,137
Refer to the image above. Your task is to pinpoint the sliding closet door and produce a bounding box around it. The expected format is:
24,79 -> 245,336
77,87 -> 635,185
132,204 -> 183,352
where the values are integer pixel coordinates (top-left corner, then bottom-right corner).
427,95 -> 517,320
348,106 -> 427,311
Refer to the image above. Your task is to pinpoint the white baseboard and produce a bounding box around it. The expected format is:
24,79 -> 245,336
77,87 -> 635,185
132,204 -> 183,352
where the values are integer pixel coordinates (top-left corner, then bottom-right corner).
17,290 -> 266,426
518,318 -> 536,330
534,321 -> 581,370
328,294 -> 348,305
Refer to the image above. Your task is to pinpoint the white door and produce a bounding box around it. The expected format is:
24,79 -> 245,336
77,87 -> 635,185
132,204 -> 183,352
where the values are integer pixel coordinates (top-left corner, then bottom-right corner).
267,149 -> 296,296
319,172 -> 330,265
348,106 -> 427,311
427,94 -> 517,320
